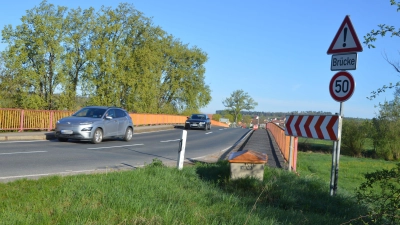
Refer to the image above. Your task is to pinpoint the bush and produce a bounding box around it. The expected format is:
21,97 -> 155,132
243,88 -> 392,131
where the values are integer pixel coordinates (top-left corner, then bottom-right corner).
145,158 -> 166,168
355,163 -> 400,224
341,119 -> 369,157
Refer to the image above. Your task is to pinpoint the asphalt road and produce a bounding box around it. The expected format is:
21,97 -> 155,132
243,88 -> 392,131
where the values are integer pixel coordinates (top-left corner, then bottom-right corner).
0,126 -> 251,182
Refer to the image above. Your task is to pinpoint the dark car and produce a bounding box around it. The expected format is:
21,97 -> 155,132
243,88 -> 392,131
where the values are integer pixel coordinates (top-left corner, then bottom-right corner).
185,114 -> 211,130
55,106 -> 134,144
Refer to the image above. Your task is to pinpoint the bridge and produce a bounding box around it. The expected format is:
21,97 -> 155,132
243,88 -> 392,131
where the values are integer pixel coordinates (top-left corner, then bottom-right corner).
0,108 -> 296,171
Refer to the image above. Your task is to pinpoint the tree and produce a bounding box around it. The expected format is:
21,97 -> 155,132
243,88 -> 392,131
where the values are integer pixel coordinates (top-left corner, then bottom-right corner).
0,1 -> 211,114
222,89 -> 258,123
371,97 -> 400,160
242,115 -> 253,125
341,118 -> 369,157
156,38 -> 211,114
57,6 -> 95,110
1,0 -> 68,109
211,114 -> 221,121
364,0 -> 400,99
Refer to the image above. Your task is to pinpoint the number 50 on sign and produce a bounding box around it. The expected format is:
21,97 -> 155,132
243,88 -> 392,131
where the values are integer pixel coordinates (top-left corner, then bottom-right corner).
329,71 -> 355,102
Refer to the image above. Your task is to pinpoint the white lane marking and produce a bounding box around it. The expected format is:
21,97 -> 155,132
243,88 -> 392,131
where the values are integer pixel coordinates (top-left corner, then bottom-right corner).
0,140 -> 47,144
0,169 -> 97,180
133,129 -> 172,135
160,139 -> 181,143
87,144 -> 144,150
219,129 -> 224,130
205,132 -> 213,134
0,151 -> 47,155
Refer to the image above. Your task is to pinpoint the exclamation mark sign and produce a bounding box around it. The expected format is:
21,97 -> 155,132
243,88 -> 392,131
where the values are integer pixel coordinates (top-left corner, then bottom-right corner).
342,27 -> 347,47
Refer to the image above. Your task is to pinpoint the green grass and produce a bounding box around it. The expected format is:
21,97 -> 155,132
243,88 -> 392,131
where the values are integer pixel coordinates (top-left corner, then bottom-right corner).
296,152 -> 397,193
0,157 -> 397,224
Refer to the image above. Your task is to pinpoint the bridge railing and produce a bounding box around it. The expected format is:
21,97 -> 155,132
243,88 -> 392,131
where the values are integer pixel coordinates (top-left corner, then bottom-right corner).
267,122 -> 297,170
0,108 -> 229,132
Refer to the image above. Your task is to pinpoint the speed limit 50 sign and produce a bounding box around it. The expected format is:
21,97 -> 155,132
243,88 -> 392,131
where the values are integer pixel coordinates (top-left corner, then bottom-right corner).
329,71 -> 355,102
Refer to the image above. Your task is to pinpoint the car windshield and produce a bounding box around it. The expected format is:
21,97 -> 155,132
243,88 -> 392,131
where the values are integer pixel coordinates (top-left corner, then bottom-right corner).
72,108 -> 106,118
191,114 -> 206,119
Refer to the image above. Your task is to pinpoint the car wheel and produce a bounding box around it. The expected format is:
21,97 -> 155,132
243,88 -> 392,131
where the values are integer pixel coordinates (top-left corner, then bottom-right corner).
91,128 -> 103,144
58,137 -> 68,142
208,124 -> 211,130
185,125 -> 190,130
123,127 -> 133,142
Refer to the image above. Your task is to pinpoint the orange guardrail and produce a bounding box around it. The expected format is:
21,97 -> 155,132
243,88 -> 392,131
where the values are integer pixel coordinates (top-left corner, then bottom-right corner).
0,108 -> 229,132
210,120 -> 230,127
267,122 -> 297,170
130,113 -> 187,126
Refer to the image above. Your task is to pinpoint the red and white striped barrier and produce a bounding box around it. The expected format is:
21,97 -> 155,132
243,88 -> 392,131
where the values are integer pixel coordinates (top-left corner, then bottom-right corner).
285,115 -> 340,141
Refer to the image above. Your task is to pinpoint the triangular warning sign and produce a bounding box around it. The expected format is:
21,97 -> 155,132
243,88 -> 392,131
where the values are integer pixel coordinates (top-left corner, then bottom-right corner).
327,15 -> 363,54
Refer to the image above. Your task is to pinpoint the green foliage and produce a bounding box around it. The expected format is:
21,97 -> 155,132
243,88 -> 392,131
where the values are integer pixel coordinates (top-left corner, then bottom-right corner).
1,1 -> 67,109
0,1 -> 211,113
371,97 -> 400,160
242,114 -> 253,124
216,110 -> 234,122
145,158 -> 166,168
341,118 -> 369,157
222,89 -> 258,123
364,0 -> 400,100
364,0 -> 400,49
236,113 -> 242,123
211,113 -> 221,121
355,163 -> 400,224
180,108 -> 201,116
58,6 -> 95,110
2,155 -> 399,224
224,113 -> 234,123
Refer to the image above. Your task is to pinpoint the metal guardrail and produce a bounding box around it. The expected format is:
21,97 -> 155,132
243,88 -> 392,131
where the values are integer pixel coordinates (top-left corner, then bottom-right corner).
0,108 -> 229,132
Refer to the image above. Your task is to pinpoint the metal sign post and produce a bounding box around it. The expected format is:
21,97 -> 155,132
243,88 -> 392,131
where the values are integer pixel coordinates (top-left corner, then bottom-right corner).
333,102 -> 344,195
330,140 -> 337,196
326,15 -> 361,196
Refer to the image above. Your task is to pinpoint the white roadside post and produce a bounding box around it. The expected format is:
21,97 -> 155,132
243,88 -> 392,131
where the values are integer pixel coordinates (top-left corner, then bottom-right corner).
288,136 -> 294,171
177,130 -> 187,170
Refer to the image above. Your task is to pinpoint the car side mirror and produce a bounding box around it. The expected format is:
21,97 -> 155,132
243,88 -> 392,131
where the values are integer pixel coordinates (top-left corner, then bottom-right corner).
187,117 -> 189,119
106,116 -> 113,120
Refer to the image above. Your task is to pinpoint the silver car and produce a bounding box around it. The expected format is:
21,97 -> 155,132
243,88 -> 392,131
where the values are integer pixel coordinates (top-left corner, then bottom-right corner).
55,106 -> 134,144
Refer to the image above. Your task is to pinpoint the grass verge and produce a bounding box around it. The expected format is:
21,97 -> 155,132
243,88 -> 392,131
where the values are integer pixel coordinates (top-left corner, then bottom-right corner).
296,151 -> 397,193
0,156 -> 397,224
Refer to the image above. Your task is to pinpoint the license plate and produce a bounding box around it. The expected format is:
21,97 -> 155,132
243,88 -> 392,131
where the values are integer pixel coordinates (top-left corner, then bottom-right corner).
61,130 -> 73,134
191,124 -> 198,127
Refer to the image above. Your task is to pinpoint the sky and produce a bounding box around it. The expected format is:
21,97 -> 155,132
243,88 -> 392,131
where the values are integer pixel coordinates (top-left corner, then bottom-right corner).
0,1 -> 399,119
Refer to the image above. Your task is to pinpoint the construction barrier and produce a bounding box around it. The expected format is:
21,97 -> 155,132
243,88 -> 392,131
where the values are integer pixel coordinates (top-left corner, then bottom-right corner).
0,108 -> 229,132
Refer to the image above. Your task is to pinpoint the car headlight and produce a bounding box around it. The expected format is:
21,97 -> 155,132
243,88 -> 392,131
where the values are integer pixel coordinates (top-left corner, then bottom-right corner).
81,127 -> 93,131
199,122 -> 205,125
80,122 -> 93,125
57,120 -> 61,124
